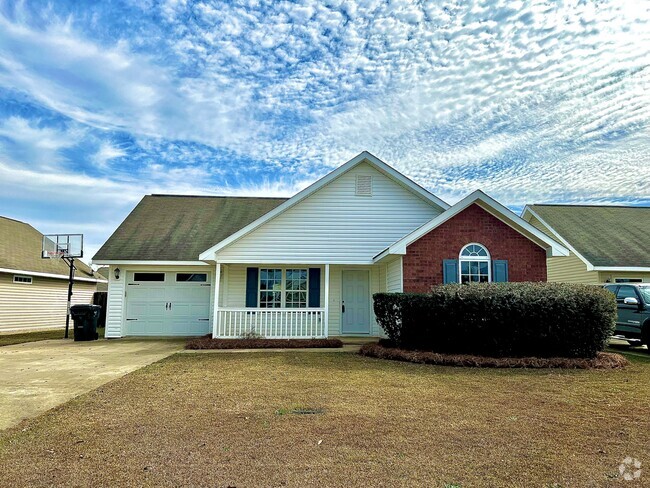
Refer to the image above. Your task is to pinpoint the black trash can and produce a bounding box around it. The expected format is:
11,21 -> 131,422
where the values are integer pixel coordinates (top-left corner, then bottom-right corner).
70,304 -> 101,341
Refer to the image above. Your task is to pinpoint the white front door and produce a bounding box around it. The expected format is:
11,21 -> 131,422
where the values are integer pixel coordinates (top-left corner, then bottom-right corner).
124,271 -> 211,336
341,270 -> 371,335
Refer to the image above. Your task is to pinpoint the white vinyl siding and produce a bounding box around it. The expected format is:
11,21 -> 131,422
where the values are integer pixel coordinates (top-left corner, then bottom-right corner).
105,265 -> 214,338
0,272 -> 95,332
106,266 -> 126,338
386,257 -> 403,292
215,162 -> 442,264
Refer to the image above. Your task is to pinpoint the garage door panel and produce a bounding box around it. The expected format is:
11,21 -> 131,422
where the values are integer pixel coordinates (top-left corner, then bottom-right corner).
124,273 -> 211,336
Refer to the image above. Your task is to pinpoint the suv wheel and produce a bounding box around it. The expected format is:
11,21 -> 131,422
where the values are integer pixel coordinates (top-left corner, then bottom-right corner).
643,324 -> 650,353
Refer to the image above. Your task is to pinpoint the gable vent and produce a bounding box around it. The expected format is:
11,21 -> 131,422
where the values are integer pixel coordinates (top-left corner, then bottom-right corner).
355,175 -> 373,196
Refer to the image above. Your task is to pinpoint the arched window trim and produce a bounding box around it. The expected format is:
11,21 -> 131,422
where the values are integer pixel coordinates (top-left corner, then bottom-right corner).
458,243 -> 491,283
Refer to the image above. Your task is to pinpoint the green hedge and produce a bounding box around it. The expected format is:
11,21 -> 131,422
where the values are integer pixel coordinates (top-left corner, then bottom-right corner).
373,283 -> 616,358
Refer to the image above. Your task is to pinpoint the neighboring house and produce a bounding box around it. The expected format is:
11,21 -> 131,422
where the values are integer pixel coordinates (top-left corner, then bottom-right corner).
93,152 -> 568,339
522,204 -> 650,284
0,216 -> 107,332
95,266 -> 109,292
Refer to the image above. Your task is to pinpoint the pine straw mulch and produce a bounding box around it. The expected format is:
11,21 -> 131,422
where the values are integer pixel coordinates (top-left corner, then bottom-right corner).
359,342 -> 629,369
186,336 -> 343,350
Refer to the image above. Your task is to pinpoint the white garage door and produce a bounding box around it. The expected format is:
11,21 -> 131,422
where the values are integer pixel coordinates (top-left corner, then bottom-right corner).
124,271 -> 211,336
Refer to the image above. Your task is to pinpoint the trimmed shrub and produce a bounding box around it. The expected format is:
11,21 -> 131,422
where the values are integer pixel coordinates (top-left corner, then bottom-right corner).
373,283 -> 616,358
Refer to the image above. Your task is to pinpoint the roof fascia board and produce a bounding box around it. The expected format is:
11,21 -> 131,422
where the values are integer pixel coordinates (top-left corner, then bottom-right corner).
91,260 -> 209,266
380,191 -> 569,261
592,266 -> 650,272
521,206 -> 595,270
198,151 -> 450,261
212,258 -> 376,265
0,267 -> 106,283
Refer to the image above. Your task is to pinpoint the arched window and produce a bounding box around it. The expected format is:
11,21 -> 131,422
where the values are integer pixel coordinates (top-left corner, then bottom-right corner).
459,243 -> 491,283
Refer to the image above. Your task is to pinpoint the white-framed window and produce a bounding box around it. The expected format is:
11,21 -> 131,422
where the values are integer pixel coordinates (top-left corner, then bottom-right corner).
459,243 -> 491,284
259,269 -> 283,308
285,269 -> 308,308
13,275 -> 33,284
259,268 -> 308,308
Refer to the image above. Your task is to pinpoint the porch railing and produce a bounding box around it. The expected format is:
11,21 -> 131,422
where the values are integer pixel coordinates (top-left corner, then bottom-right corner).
215,308 -> 326,338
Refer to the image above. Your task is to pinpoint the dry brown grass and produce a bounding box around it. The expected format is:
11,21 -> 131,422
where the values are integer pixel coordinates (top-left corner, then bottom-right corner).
0,329 -> 65,347
360,342 -> 630,369
186,336 -> 343,350
1,351 -> 649,487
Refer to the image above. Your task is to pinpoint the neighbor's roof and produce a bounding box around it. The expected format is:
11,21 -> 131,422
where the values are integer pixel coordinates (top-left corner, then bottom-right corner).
0,216 -> 97,280
93,195 -> 288,262
526,204 -> 650,268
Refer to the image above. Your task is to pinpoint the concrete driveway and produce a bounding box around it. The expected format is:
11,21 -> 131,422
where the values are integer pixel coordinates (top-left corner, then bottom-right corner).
0,339 -> 182,430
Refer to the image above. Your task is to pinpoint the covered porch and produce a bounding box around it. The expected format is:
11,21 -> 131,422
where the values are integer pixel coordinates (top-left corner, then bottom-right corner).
211,261 -> 401,339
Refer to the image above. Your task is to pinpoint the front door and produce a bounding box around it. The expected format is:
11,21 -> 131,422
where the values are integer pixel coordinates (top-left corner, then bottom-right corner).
341,270 -> 371,335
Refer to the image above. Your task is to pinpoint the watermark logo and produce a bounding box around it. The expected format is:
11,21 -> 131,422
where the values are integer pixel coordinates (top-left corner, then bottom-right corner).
619,457 -> 642,481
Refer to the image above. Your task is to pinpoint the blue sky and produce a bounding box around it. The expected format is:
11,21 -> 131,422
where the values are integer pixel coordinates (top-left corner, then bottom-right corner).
1,0 -> 649,263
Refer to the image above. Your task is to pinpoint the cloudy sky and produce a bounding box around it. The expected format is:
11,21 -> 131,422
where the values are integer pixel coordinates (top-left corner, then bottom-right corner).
1,0 -> 649,264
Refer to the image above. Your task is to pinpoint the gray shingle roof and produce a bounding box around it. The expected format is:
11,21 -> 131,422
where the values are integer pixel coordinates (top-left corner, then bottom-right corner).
529,204 -> 650,267
0,216 -> 96,279
93,195 -> 287,261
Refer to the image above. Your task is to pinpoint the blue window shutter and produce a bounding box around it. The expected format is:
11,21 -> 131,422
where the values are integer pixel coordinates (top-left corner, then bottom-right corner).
308,268 -> 321,307
245,267 -> 259,307
493,260 -> 509,282
443,259 -> 459,284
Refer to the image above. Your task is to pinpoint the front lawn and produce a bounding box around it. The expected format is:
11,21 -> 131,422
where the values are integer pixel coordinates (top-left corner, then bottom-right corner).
1,351 -> 649,486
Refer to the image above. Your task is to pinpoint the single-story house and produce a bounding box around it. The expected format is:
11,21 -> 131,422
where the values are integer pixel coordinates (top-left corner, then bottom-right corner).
0,216 -> 106,332
522,204 -> 650,284
93,152 -> 568,339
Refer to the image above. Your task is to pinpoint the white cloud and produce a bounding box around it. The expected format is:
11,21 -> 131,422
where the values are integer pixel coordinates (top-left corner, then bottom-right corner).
91,142 -> 126,168
0,117 -> 82,169
1,0 -> 650,264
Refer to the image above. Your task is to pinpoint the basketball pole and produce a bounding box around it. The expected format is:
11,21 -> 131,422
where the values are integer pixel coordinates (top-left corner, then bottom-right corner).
64,257 -> 75,339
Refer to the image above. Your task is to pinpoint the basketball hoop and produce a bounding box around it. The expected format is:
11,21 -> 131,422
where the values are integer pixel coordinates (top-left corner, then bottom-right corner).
45,250 -> 65,263
41,233 -> 84,340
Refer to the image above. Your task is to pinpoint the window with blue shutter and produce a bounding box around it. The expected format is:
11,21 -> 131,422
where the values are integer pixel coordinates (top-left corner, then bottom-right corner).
492,260 -> 509,282
245,267 -> 259,307
443,259 -> 459,284
308,268 -> 321,307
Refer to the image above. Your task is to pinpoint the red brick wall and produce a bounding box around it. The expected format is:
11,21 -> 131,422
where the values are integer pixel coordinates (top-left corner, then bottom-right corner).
403,204 -> 547,293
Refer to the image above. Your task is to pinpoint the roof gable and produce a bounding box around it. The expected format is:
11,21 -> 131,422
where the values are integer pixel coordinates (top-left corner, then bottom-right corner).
523,204 -> 650,269
199,151 -> 449,260
93,195 -> 287,262
376,190 -> 569,261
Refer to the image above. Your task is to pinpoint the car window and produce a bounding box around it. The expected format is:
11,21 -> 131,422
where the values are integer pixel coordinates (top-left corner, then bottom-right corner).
603,285 -> 618,295
616,285 -> 637,301
638,287 -> 650,303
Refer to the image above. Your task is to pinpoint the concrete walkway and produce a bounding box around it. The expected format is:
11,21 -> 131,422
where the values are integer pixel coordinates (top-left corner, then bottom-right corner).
0,339 -> 182,430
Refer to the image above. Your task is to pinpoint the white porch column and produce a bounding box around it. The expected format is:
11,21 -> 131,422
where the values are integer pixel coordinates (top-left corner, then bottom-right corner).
212,262 -> 221,338
324,264 -> 330,337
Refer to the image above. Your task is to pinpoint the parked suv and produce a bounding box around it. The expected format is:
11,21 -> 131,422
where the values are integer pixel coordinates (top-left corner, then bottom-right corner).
603,283 -> 650,348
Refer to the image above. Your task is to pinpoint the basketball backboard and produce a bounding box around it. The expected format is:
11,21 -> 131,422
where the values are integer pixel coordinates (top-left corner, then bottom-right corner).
42,234 -> 83,259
